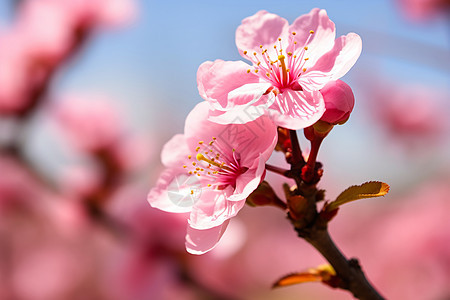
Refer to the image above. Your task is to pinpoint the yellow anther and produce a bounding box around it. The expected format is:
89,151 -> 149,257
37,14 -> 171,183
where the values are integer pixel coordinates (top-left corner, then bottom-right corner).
192,162 -> 196,166
243,50 -> 247,54
255,69 -> 259,73
294,41 -> 297,44
253,52 -> 257,55
197,174 -> 201,176
304,46 -> 308,50
183,165 -> 187,168
188,171 -> 193,175
304,58 -> 309,61
310,30 -> 314,34
266,72 -> 270,77
210,149 -> 213,152
198,141 -> 204,144
294,55 -> 297,58
303,68 -> 307,72
196,167 -> 200,171
278,38 -> 281,41
194,171 -> 197,174
195,146 -> 200,151
191,190 -> 194,194
259,45 -> 263,48
207,184 -> 211,187
204,151 -> 208,154
247,69 -> 251,73
188,155 -> 192,159
287,52 -> 292,56
212,137 -> 216,140
292,32 -> 297,35
257,62 -> 261,66
196,153 -> 232,171
273,45 -> 277,49
209,141 -> 214,146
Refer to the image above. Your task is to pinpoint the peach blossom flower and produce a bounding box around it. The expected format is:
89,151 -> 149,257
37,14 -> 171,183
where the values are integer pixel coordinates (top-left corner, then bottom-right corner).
198,8 -> 361,129
148,102 -> 277,254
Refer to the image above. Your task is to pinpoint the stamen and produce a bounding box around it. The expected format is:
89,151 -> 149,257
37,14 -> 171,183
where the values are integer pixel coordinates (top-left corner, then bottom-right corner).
196,153 -> 232,171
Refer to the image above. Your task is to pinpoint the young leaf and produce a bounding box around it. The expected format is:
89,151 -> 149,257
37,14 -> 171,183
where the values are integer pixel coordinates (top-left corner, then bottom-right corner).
273,265 -> 336,288
325,181 -> 390,212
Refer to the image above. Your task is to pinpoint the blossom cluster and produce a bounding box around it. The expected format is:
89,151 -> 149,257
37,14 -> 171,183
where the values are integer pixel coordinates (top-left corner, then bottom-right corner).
148,8 -> 361,254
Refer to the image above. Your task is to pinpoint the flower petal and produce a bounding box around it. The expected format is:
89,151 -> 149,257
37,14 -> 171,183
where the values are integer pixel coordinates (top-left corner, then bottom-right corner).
308,32 -> 362,82
207,93 -> 275,125
148,168 -> 200,213
288,8 -> 336,65
230,158 -> 265,202
188,189 -> 245,229
160,134 -> 189,167
197,59 -> 259,110
268,90 -> 325,129
185,220 -> 230,255
236,10 -> 289,59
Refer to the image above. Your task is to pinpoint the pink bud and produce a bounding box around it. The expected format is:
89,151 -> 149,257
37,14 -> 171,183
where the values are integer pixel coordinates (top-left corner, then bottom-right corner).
320,80 -> 355,125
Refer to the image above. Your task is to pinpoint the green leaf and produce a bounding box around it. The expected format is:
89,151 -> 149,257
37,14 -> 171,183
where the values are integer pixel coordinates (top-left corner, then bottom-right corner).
325,181 -> 390,212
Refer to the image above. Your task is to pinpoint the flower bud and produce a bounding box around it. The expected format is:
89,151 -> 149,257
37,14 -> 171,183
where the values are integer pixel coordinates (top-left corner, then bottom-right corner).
320,80 -> 355,125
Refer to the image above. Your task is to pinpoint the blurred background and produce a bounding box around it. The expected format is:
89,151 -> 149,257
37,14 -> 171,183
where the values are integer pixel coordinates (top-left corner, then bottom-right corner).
0,0 -> 449,299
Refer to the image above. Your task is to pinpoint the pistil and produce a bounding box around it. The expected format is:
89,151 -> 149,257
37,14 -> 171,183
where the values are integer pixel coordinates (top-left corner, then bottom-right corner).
278,54 -> 289,87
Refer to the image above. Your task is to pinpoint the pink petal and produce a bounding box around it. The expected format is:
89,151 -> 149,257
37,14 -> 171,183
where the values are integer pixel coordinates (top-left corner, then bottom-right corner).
236,10 -> 289,59
207,94 -> 275,125
197,60 -> 259,110
160,134 -> 189,167
288,8 -> 336,65
268,90 -> 325,129
230,158 -> 265,201
188,189 -> 245,230
147,168 -> 199,213
185,220 -> 230,255
308,32 -> 362,82
225,82 -> 273,109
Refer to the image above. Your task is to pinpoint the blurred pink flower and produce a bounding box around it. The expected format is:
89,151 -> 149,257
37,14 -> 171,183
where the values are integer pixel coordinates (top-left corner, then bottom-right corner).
320,80 -> 355,125
0,34 -> 30,113
67,0 -> 137,28
148,102 -> 277,254
53,95 -> 124,152
363,179 -> 450,299
16,0 -> 76,63
198,8 -> 361,129
0,0 -> 137,115
397,0 -> 450,20
365,81 -> 448,147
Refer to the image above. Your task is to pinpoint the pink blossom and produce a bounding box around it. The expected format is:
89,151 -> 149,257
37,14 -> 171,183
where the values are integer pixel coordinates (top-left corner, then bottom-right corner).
319,80 -> 355,125
396,0 -> 450,21
148,102 -> 277,254
197,8 -> 362,130
52,95 -> 124,152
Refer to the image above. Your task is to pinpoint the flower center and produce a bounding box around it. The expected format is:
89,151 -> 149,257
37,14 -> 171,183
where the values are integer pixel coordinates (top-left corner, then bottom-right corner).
243,30 -> 315,92
183,138 -> 245,191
